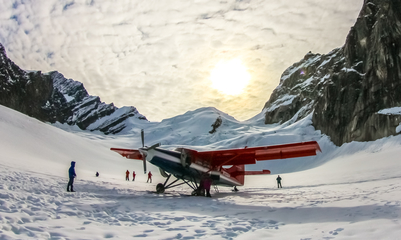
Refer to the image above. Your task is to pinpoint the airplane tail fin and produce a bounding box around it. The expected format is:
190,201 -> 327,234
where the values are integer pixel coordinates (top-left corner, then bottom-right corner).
225,165 -> 246,185
225,165 -> 271,186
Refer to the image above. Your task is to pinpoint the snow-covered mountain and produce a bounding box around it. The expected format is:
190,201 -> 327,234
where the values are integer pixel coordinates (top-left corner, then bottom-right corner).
1,0 -> 401,147
2,0 -> 401,148
48,71 -> 147,134
57,105 -> 332,174
0,43 -> 147,134
264,0 -> 401,146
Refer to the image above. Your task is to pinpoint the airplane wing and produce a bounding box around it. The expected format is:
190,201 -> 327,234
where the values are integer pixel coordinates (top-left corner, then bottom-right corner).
194,141 -> 321,168
110,148 -> 142,160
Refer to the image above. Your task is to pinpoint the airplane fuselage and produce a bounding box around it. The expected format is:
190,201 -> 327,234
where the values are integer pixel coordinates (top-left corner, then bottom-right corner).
146,148 -> 242,187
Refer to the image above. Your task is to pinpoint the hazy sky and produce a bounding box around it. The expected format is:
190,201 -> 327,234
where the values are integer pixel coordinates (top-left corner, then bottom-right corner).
0,0 -> 363,121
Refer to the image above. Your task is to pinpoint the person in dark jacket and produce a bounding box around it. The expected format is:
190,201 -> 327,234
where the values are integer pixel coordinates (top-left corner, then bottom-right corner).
276,175 -> 282,188
198,178 -> 205,196
96,172 -> 99,177
67,161 -> 77,192
126,170 -> 130,181
203,176 -> 212,197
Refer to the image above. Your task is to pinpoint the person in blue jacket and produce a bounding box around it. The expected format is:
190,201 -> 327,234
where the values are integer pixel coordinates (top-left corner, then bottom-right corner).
67,161 -> 77,192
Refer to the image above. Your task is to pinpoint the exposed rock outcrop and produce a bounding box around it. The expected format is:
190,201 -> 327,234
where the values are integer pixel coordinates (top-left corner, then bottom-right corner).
264,0 -> 401,146
0,43 -> 147,134
44,71 -> 148,134
209,116 -> 222,134
0,44 -> 53,122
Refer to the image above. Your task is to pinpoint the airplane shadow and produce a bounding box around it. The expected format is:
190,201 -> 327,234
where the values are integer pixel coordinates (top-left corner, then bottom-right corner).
72,179 -> 401,226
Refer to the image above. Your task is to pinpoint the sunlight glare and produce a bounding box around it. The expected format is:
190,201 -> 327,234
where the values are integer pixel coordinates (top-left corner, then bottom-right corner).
210,58 -> 251,95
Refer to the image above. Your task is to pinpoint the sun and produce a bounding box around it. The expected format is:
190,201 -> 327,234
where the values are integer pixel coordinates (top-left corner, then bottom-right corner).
210,58 -> 251,95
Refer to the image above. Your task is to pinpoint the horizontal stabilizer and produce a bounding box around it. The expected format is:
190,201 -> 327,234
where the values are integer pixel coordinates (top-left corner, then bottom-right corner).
230,169 -> 271,177
243,170 -> 271,175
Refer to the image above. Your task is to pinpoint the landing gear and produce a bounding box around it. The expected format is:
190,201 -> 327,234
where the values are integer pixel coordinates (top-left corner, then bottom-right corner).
155,173 -> 205,195
154,174 -> 191,194
213,185 -> 219,193
191,188 -> 205,196
156,183 -> 165,193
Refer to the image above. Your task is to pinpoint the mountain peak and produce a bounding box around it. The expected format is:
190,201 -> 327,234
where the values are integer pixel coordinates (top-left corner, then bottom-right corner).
0,44 -> 148,134
264,0 -> 401,146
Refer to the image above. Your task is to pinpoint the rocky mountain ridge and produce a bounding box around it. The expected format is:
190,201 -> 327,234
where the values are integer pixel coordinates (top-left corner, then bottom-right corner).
0,44 -> 147,134
1,0 -> 400,146
263,0 -> 401,146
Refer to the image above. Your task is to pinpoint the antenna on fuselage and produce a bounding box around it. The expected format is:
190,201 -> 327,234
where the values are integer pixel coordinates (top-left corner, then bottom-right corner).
141,129 -> 145,148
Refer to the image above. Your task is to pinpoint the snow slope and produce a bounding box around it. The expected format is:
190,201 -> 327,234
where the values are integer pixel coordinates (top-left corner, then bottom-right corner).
1,105 -> 401,239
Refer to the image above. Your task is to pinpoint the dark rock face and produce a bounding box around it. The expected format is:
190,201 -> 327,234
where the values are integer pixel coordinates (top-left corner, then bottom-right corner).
263,50 -> 342,125
209,116 -> 222,134
314,0 -> 401,145
0,43 -> 147,134
0,44 -> 53,122
264,0 -> 401,146
45,72 -> 120,132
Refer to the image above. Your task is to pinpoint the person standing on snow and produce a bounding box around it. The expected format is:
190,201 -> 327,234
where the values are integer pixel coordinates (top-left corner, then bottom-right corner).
198,177 -> 205,196
132,171 -> 136,181
203,176 -> 212,197
147,171 -> 152,183
126,170 -> 130,181
67,161 -> 77,192
276,175 -> 282,188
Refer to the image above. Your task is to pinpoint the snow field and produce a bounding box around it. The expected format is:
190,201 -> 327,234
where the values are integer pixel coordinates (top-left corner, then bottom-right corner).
1,105 -> 401,239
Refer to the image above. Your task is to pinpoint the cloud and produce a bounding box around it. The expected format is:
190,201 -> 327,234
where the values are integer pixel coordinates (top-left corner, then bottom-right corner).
0,0 -> 363,121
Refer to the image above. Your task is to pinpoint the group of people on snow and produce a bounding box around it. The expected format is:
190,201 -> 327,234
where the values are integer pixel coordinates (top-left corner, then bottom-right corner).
125,170 -> 137,181
67,161 -> 284,194
125,170 -> 151,182
66,161 -> 153,193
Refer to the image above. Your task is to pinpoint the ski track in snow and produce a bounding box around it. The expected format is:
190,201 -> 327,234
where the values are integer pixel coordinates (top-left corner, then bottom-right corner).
1,165 -> 400,240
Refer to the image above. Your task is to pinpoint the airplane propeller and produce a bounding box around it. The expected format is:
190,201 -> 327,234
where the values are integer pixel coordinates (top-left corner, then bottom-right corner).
141,129 -> 147,174
140,129 -> 161,174
141,129 -> 144,148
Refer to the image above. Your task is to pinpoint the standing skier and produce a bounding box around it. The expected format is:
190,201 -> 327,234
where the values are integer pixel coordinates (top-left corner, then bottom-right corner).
132,171 -> 136,181
276,175 -> 282,188
67,161 -> 77,192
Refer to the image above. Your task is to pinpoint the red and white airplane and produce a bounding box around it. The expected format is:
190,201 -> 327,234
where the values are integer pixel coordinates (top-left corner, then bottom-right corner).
111,130 -> 321,194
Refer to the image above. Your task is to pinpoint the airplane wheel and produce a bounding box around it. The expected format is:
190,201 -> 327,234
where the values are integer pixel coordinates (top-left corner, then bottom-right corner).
156,183 -> 165,193
191,188 -> 205,196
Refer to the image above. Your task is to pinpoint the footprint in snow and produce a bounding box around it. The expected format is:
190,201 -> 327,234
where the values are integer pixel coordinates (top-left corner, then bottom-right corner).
329,228 -> 344,235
